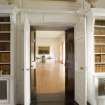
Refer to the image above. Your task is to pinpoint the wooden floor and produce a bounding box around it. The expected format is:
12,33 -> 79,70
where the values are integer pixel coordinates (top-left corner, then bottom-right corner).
36,62 -> 65,94
31,61 -> 65,104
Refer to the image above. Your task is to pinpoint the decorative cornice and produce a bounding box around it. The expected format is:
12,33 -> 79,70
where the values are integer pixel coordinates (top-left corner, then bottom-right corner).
85,0 -> 97,8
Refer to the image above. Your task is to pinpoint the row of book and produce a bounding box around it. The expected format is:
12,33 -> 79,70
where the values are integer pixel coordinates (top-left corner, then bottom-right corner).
0,33 -> 10,40
0,64 -> 10,75
95,37 -> 105,43
95,46 -> 105,53
95,55 -> 105,62
0,53 -> 10,62
96,64 -> 105,72
0,43 -> 10,51
95,28 -> 105,35
0,17 -> 10,22
0,24 -> 10,31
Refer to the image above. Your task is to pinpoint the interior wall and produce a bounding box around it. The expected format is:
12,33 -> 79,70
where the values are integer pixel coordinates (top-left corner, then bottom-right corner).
36,37 -> 60,61
58,34 -> 65,63
35,32 -> 65,62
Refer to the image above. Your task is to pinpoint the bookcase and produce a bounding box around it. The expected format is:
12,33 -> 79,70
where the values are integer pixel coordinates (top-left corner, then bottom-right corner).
95,20 -> 105,72
0,16 -> 10,75
87,9 -> 105,105
0,9 -> 16,105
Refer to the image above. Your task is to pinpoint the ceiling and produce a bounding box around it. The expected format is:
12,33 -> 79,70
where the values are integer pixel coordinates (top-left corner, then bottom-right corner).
36,31 -> 65,38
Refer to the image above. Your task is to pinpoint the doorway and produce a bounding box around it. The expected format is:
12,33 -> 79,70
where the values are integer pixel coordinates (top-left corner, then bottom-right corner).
30,27 -> 75,105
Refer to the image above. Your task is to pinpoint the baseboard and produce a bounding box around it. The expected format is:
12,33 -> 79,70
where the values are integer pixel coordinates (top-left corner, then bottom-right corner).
65,100 -> 79,105
74,100 -> 79,105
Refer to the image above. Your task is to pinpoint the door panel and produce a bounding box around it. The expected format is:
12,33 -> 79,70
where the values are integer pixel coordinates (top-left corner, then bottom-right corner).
75,17 -> 87,105
30,29 -> 36,102
24,17 -> 31,105
65,28 -> 75,103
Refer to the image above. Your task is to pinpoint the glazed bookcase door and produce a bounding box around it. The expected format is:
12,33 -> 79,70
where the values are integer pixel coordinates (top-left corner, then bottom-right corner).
0,12 -> 16,105
94,20 -> 105,73
0,15 -> 11,105
0,16 -> 10,76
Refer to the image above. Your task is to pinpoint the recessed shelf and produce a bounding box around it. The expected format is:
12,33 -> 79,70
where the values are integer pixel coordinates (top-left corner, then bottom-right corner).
95,53 -> 105,55
95,43 -> 105,45
95,25 -> 105,28
0,22 -> 10,24
94,35 -> 105,37
0,63 -> 10,65
95,62 -> 105,64
0,31 -> 10,34
0,51 -> 11,53
0,40 -> 10,43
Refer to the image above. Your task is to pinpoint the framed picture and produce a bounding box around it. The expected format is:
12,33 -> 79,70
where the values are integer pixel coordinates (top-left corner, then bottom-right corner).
38,46 -> 50,54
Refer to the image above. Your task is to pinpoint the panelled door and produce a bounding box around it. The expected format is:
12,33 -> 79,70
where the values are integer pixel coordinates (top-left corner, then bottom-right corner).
30,28 -> 36,104
65,28 -> 75,104
24,17 -> 31,105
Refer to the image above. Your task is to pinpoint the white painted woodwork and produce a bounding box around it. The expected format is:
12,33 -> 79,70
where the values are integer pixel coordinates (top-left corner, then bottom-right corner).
0,6 -> 16,105
24,15 -> 31,105
75,16 -> 87,105
86,8 -> 105,105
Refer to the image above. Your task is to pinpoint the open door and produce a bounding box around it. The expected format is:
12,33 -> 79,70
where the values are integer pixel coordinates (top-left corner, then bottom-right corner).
75,17 -> 87,105
65,22 -> 87,105
24,17 -> 31,105
30,28 -> 36,104
65,28 -> 75,104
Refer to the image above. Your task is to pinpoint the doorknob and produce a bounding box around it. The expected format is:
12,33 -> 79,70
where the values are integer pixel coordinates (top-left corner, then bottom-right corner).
80,66 -> 84,70
26,68 -> 30,71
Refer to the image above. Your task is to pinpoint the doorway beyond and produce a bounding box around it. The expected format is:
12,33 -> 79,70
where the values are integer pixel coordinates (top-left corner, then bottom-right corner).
30,28 -> 75,105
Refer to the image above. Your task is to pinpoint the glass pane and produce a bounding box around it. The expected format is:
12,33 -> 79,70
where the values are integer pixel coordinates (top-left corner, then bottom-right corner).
0,24 -> 10,31
0,52 -> 10,63
0,33 -> 10,40
98,78 -> 105,96
0,64 -> 10,75
0,42 -> 10,51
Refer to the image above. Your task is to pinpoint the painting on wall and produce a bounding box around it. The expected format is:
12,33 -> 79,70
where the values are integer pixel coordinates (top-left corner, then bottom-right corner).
38,46 -> 50,54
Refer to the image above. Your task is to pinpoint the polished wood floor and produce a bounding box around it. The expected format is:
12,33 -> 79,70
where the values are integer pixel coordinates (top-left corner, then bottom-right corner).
31,61 -> 65,105
36,62 -> 65,94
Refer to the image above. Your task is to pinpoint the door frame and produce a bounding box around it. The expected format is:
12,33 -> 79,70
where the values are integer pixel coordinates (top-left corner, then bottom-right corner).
30,27 -> 75,102
24,12 -> 87,105
30,27 -> 76,104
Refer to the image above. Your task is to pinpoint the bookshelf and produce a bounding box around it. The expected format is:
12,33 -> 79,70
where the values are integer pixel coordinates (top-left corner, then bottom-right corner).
0,16 -> 10,75
94,20 -> 105,73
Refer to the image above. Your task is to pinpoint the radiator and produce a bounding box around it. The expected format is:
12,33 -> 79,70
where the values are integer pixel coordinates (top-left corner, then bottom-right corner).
0,80 -> 7,100
0,78 -> 9,104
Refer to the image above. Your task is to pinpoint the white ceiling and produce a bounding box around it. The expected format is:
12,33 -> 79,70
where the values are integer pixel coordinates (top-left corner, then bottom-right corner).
36,31 -> 65,38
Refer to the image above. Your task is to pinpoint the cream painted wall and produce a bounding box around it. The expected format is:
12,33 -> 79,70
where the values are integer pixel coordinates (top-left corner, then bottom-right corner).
36,37 -> 60,61
58,33 -> 65,63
